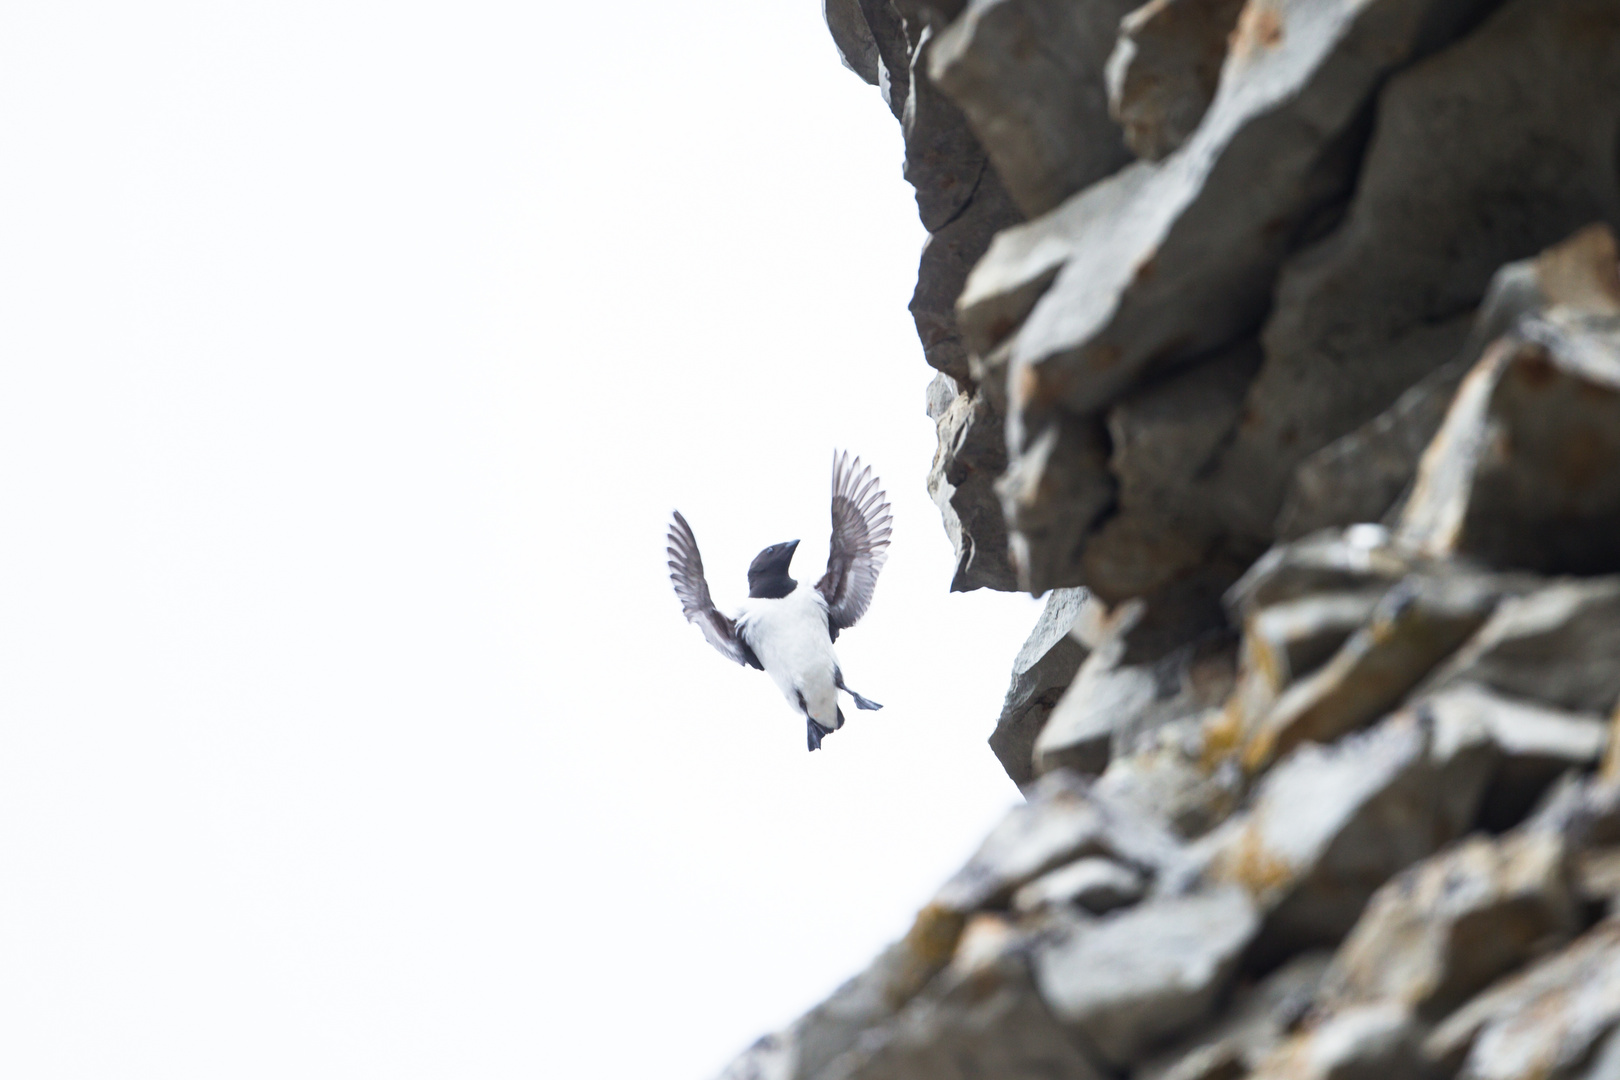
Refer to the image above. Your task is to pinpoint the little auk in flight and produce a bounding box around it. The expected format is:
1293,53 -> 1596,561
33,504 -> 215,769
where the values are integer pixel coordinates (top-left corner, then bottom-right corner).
667,451 -> 892,751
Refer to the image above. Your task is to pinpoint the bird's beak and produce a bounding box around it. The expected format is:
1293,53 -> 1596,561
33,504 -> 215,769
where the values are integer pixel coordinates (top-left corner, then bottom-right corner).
787,540 -> 801,556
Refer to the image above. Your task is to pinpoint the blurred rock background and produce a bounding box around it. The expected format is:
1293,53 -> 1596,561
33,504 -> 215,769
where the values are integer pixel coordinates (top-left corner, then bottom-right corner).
721,0 -> 1620,1076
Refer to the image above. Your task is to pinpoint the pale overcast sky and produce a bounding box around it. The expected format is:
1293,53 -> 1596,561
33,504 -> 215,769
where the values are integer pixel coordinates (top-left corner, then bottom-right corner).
0,4 -> 1041,1077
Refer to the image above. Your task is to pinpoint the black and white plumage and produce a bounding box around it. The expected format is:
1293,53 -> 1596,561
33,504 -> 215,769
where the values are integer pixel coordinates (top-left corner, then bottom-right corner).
667,451 -> 892,752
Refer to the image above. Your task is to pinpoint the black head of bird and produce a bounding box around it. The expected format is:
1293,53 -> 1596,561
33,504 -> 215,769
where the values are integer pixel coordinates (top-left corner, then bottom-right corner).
747,539 -> 800,599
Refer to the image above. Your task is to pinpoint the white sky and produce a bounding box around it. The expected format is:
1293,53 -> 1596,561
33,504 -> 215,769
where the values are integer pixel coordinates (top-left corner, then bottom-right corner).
0,4 -> 1042,1077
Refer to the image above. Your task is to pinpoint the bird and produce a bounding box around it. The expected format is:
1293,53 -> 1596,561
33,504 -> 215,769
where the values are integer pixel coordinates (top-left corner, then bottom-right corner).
667,451 -> 892,752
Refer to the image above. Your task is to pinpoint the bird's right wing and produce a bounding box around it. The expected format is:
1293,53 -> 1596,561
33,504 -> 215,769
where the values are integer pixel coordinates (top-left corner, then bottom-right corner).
815,451 -> 893,639
667,511 -> 762,669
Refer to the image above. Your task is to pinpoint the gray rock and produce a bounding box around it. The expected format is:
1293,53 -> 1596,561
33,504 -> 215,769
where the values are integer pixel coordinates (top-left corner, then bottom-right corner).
825,0 -> 881,85
997,410 -> 1115,595
857,0 -> 913,119
1276,358 -> 1469,540
1222,590 -> 1389,760
1093,722 -> 1247,841
1079,343 -> 1264,604
1203,711 -> 1494,952
1209,0 -> 1620,540
926,380 -> 1019,591
1397,308 -> 1620,576
1239,568 -> 1506,773
1248,592 -> 1387,688
1524,776 -> 1620,853
912,166 -> 1024,384
1419,577 -> 1620,715
903,26 -> 992,233
1033,886 -> 1260,1066
1225,527 -> 1412,622
824,946 -> 1110,1080
713,900 -> 972,1080
1425,683 -> 1611,830
1106,0 -> 1248,161
1279,222 -> 1620,539
1033,599 -> 1236,779
989,587 -> 1091,784
1136,952 -> 1334,1080
1577,848 -> 1620,909
928,0 -> 1135,218
957,0 -> 1496,428
1423,917 -> 1620,1080
1250,1003 -> 1427,1080
935,770 -> 1182,913
1315,829 -> 1578,1021
1012,855 -> 1146,915
1583,1026 -> 1620,1080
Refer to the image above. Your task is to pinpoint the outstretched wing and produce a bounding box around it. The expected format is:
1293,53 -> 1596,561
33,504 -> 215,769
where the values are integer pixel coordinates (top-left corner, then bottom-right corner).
815,451 -> 893,640
667,511 -> 762,669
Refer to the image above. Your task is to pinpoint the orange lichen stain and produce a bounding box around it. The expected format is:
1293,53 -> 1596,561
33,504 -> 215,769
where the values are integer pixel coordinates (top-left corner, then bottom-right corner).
884,902 -> 968,1008
1241,722 -> 1280,775
1201,700 -> 1246,771
1230,1 -> 1285,61
1212,821 -> 1296,902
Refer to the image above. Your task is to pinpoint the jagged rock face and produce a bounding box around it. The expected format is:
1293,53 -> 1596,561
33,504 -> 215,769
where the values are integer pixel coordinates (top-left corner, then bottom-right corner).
716,5 -> 1620,1078
986,586 -> 1089,783
928,0 -> 1137,218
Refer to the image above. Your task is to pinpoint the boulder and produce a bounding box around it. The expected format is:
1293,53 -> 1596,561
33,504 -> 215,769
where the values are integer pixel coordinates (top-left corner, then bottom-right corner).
1012,855 -> 1146,915
1425,683 -> 1611,831
1225,527 -> 1412,622
1419,577 -> 1620,715
934,770 -> 1182,914
1204,711 -> 1494,952
1423,917 -> 1620,1080
929,0 -> 1136,218
1032,886 -> 1261,1066
1239,568 -> 1507,772
1249,1004 -> 1427,1080
1033,597 -> 1236,779
823,946 -> 1110,1080
1105,0 -> 1249,161
1093,720 -> 1247,840
1136,951 -> 1333,1080
988,586 -> 1090,783
1315,829 -> 1579,1020
1396,312 -> 1620,575
1278,223 -> 1620,538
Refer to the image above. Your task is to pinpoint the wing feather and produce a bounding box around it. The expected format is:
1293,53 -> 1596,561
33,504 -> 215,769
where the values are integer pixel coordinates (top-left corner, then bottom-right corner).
815,451 -> 893,639
667,511 -> 761,669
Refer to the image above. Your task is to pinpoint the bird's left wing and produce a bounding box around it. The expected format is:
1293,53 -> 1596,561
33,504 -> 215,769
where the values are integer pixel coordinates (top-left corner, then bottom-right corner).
815,451 -> 893,640
667,511 -> 762,669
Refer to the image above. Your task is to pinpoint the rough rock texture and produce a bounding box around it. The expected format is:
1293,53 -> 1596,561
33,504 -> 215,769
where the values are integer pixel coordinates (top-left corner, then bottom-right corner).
1202,711 -> 1494,952
1106,0 -> 1249,162
987,586 -> 1089,783
1032,886 -> 1260,1065
929,0 -> 1138,217
1396,312 -> 1620,575
718,3 -> 1620,1075
1314,828 -> 1579,1019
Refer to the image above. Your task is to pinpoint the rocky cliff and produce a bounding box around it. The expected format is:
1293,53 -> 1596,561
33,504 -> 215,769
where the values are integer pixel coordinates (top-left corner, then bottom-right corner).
720,1 -> 1620,1077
